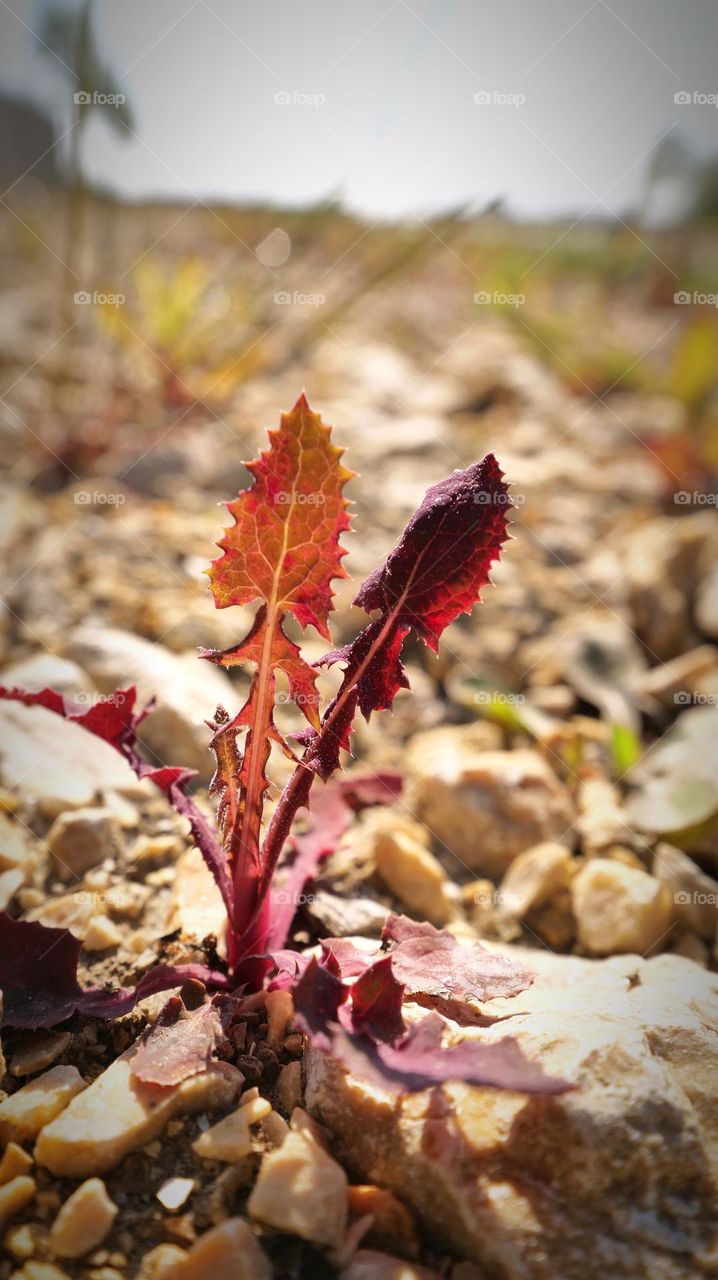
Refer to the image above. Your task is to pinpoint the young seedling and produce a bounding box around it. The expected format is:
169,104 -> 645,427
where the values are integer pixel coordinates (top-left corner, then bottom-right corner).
0,396 -> 570,1095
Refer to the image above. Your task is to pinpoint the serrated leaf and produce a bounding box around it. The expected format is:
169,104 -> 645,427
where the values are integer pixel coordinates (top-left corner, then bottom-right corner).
208,394 -> 354,637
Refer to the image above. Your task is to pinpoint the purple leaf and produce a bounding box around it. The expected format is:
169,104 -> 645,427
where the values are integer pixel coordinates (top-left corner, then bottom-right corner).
339,955 -> 404,1043
131,994 -> 236,1087
382,914 -> 534,1022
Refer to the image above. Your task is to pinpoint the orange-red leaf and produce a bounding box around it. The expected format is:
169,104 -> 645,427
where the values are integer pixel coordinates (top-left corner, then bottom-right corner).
208,394 -> 354,638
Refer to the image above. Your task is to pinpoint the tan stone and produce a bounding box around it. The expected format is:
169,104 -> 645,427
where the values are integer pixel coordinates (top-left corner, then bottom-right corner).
35,1049 -> 241,1177
306,949 -> 718,1278
15,1263 -> 73,1280
577,774 -> 633,853
47,807 -> 123,881
0,867 -> 23,910
3,1221 -> 35,1259
572,858 -> 674,955
653,842 -> 718,940
406,744 -> 574,878
49,1178 -> 117,1258
247,1107 -> 347,1248
265,989 -> 294,1047
10,1032 -> 71,1079
0,811 -> 36,877
0,1067 -> 87,1145
373,827 -> 454,926
346,1186 -> 418,1258
276,1060 -> 302,1114
339,1253 -> 440,1280
496,842 -> 573,921
0,1143 -> 33,1185
0,1176 -> 35,1226
82,915 -> 122,952
192,1108 -> 252,1162
170,847 -> 226,948
176,1218 -> 271,1280
137,1244 -> 188,1278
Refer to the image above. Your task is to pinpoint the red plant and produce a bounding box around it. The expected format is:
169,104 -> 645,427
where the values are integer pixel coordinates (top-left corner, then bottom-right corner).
0,396 -> 570,1095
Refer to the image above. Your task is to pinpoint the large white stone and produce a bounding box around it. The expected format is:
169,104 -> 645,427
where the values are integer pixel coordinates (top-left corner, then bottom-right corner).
306,949 -> 718,1279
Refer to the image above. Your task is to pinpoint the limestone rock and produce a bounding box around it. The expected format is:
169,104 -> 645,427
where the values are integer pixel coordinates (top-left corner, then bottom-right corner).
49,1178 -> 118,1258
65,627 -> 237,782
406,742 -> 574,878
247,1107 -> 347,1248
572,858 -> 674,955
0,653 -> 90,698
47,806 -> 124,881
576,774 -> 633,854
35,1050 -> 241,1177
306,950 -> 718,1279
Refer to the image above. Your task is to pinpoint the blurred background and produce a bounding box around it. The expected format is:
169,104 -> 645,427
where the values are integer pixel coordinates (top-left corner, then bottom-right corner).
1,0 -> 718,959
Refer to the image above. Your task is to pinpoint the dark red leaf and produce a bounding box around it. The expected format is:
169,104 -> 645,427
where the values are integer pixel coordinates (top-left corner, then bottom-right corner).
353,454 -> 510,652
339,955 -> 404,1043
0,915 -> 229,1030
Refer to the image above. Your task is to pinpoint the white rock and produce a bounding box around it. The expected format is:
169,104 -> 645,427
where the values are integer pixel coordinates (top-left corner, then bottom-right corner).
372,825 -> 454,925
0,653 -> 90,697
306,950 -> 718,1278
572,858 -> 675,955
65,627 -> 237,782
0,702 -> 145,818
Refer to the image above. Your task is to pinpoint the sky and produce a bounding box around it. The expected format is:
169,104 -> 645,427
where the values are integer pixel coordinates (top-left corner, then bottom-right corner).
1,0 -> 717,220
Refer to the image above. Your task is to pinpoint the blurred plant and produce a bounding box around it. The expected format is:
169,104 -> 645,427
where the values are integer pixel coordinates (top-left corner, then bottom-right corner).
38,0 -> 134,311
96,256 -> 258,407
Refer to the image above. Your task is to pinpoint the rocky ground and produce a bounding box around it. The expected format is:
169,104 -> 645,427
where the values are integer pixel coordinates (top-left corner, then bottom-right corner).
0,200 -> 717,1278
